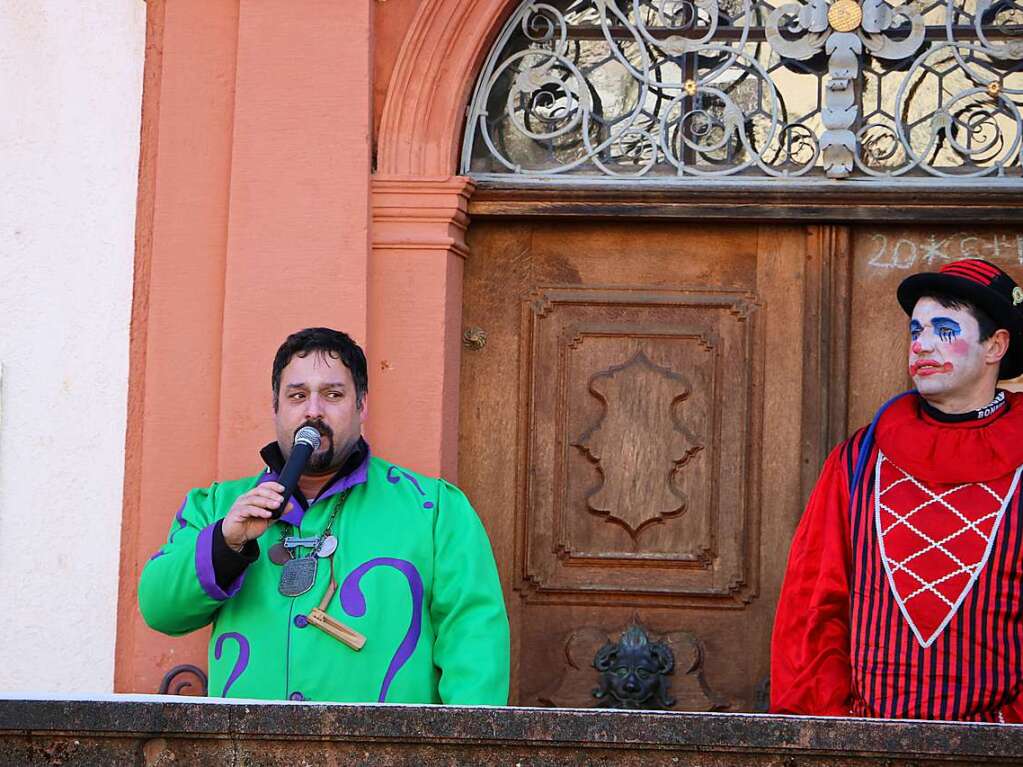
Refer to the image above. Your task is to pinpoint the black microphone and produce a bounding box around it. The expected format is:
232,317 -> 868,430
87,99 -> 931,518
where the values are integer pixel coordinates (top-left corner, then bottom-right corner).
272,426 -> 321,519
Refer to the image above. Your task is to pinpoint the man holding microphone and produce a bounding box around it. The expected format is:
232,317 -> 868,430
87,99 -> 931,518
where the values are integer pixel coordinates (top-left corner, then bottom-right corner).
140,327 -> 509,704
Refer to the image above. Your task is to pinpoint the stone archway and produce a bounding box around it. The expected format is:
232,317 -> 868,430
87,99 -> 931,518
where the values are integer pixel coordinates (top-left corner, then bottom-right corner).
367,0 -> 523,479
376,0 -> 520,177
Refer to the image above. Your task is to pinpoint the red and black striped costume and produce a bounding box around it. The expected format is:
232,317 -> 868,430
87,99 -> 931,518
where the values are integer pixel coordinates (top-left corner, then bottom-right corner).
771,391 -> 1023,721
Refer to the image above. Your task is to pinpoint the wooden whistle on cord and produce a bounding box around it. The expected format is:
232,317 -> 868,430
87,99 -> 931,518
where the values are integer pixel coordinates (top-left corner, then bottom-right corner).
307,607 -> 366,651
308,558 -> 366,651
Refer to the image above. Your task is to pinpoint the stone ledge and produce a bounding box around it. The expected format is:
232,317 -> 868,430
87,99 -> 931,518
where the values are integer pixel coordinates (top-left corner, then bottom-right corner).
1,697 -> 1020,766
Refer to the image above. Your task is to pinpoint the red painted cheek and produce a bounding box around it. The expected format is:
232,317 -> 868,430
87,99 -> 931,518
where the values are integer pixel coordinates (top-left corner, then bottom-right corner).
911,340 -> 923,354
948,339 -> 970,356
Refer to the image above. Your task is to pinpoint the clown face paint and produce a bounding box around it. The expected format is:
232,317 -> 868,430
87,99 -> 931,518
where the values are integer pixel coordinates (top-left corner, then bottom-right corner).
908,297 -> 988,400
912,317 -> 962,346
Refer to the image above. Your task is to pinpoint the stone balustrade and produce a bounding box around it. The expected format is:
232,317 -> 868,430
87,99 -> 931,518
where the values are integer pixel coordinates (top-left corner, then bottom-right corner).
1,696 -> 1020,766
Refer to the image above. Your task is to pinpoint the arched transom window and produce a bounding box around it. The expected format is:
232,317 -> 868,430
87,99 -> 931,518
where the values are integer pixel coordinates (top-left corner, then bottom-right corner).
461,0 -> 1023,180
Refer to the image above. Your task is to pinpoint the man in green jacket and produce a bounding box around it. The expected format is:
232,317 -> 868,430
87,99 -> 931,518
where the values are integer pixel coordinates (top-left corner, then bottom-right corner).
139,327 -> 510,704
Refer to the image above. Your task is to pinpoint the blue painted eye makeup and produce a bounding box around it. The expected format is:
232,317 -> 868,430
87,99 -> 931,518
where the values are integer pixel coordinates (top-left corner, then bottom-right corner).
932,316 -> 962,343
910,320 -> 923,340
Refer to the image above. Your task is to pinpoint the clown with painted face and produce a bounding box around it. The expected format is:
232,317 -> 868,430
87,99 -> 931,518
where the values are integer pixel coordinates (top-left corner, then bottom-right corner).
771,259 -> 1023,722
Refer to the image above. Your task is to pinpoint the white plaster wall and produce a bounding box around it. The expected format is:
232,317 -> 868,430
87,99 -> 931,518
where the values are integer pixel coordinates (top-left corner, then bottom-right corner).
0,1 -> 145,691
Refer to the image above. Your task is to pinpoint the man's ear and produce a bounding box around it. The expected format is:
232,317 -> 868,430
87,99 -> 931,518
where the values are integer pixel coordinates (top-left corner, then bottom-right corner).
985,328 -> 1011,366
358,394 -> 369,424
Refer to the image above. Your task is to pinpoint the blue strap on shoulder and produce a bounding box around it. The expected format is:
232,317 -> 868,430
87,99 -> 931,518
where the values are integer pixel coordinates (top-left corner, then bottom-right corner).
850,390 -> 916,495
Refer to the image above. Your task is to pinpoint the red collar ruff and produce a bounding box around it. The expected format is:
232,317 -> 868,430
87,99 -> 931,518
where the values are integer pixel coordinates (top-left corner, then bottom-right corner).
874,391 -> 1023,483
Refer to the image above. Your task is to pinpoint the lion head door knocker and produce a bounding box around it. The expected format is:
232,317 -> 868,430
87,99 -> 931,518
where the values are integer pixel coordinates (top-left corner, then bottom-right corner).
593,623 -> 676,709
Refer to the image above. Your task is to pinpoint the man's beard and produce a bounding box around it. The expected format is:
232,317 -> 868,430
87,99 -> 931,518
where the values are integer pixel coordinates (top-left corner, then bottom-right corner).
297,420 -> 335,474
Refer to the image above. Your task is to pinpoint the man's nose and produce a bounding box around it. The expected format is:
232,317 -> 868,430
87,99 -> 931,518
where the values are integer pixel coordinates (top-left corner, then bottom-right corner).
304,394 -> 324,418
916,329 -> 937,352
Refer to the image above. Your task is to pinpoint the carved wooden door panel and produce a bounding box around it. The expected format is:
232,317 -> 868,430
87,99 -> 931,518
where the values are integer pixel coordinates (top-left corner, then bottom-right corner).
459,219 -> 847,711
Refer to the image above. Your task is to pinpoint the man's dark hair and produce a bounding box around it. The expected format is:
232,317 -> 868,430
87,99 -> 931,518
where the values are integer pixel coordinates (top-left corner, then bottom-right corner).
272,327 -> 368,410
918,292 -> 998,342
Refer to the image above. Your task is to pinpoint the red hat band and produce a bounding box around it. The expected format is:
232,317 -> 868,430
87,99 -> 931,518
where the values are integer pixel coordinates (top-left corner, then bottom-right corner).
939,259 -> 1001,287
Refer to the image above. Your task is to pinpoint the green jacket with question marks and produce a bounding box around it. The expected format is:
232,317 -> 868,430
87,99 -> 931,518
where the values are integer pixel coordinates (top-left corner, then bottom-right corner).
139,446 -> 510,704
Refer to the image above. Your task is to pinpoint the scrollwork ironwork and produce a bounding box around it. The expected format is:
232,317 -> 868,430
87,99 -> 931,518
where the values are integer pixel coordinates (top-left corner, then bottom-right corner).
462,0 -> 1023,180
157,664 -> 208,697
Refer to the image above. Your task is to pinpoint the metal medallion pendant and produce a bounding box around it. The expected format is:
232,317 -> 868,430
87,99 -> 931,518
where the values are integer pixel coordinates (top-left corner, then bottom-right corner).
268,543 -> 291,566
316,535 -> 338,559
279,555 -> 317,597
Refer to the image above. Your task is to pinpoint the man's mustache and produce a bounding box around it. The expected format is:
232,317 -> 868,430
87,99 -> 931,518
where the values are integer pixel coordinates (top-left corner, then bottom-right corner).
296,421 -> 333,445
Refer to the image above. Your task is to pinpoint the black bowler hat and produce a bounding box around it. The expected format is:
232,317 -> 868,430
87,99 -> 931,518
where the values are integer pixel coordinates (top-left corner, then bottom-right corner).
898,259 -> 1023,380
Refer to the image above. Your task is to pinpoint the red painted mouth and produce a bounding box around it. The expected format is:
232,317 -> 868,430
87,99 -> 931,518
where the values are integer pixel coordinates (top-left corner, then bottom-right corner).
910,359 -> 953,377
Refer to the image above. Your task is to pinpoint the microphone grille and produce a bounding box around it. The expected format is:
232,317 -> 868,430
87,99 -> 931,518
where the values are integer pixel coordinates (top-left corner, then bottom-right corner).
294,426 -> 322,450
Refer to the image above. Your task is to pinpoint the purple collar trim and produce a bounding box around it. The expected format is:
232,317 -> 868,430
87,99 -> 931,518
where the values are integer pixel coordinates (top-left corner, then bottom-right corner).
267,448 -> 371,527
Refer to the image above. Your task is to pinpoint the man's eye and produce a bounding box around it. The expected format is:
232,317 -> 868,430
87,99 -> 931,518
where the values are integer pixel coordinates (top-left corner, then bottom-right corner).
289,393 -> 305,400
911,329 -> 921,340
939,328 -> 954,342
326,391 -> 343,399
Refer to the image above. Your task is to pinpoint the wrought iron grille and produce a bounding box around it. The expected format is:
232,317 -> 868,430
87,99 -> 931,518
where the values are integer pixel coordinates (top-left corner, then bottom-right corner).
461,0 -> 1023,180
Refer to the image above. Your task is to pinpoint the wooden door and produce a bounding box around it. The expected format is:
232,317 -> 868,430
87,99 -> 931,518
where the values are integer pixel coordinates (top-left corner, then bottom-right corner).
459,218 -> 851,711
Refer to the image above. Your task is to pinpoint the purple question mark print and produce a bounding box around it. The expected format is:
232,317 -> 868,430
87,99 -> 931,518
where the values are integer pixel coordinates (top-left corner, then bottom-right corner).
150,500 -> 189,561
340,558 -> 424,703
168,500 -> 188,543
386,465 -> 435,509
213,632 -> 250,697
